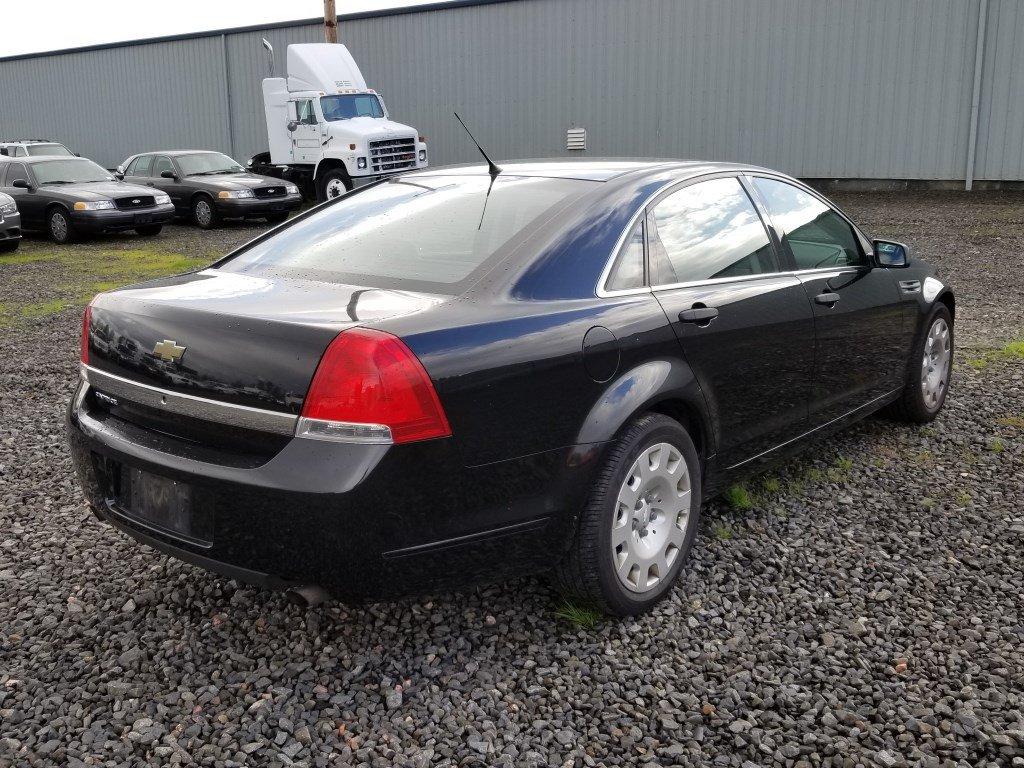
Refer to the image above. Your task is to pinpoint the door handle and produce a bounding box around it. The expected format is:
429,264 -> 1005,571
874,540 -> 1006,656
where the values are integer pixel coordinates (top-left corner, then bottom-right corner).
678,306 -> 719,325
815,292 -> 840,306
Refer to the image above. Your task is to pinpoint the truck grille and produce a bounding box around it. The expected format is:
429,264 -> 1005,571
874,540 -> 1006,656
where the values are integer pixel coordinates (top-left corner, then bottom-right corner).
114,196 -> 155,210
254,186 -> 286,198
369,137 -> 417,173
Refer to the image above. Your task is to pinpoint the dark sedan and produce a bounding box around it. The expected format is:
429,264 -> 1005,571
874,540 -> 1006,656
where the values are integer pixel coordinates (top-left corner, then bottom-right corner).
118,151 -> 303,229
67,160 -> 954,616
0,191 -> 21,252
0,157 -> 174,243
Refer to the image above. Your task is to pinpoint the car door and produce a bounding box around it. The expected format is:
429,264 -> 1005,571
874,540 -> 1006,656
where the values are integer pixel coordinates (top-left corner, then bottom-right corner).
645,175 -> 817,470
122,155 -> 152,186
150,155 -> 188,210
291,99 -> 323,163
748,176 -> 904,425
1,162 -> 45,228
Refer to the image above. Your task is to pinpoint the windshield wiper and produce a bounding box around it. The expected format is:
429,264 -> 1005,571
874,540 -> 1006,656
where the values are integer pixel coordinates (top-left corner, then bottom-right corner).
40,180 -> 76,185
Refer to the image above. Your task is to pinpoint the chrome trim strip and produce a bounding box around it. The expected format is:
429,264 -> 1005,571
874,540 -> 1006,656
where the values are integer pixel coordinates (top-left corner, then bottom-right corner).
81,364 -> 298,436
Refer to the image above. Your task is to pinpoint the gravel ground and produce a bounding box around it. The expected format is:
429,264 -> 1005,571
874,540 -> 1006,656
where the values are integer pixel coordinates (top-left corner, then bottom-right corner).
1,192 -> 1022,768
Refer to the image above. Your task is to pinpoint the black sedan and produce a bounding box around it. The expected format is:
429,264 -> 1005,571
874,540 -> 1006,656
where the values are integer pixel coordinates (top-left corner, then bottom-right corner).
0,157 -> 174,243
0,191 -> 21,252
67,161 -> 954,616
118,151 -> 303,229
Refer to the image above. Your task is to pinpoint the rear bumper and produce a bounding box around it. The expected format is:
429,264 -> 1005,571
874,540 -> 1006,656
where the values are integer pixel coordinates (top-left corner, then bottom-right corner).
67,377 -> 600,600
215,194 -> 303,218
71,203 -> 175,232
0,210 -> 21,242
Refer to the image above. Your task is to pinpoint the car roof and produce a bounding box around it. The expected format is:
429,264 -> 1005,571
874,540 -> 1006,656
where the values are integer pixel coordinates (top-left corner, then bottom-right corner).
131,150 -> 229,157
407,158 -> 761,182
0,155 -> 86,164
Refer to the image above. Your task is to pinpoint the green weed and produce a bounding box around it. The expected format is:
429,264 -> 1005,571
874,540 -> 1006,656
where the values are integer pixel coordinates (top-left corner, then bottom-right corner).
724,484 -> 753,511
553,600 -> 603,630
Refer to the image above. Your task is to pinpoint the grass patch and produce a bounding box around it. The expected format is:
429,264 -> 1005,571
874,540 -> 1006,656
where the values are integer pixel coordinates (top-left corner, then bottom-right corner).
760,477 -> 781,495
553,599 -> 602,630
724,484 -> 754,511
1,245 -> 208,326
996,415 -> 1024,429
956,491 -> 971,507
834,457 -> 854,473
988,437 -> 1005,454
712,524 -> 733,541
966,340 -> 1024,370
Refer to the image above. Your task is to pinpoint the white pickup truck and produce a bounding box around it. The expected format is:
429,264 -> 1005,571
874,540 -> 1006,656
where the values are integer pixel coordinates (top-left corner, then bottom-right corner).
247,42 -> 428,201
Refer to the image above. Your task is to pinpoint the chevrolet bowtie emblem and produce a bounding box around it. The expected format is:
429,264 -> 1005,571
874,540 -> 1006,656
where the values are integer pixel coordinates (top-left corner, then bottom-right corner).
153,339 -> 186,363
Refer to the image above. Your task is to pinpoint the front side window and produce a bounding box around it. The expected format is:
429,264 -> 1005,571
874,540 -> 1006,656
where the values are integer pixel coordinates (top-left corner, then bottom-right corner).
220,175 -> 589,293
648,177 -> 775,285
605,220 -> 645,291
4,163 -> 29,186
32,158 -> 113,185
176,152 -> 244,176
321,94 -> 385,121
295,100 -> 317,125
752,177 -> 866,269
151,155 -> 174,177
26,143 -> 73,157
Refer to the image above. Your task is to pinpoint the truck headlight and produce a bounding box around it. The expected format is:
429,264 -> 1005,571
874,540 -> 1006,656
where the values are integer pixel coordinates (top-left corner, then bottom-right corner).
0,201 -> 16,215
218,189 -> 254,199
357,157 -> 367,169
74,200 -> 115,211
419,150 -> 426,162
154,193 -> 171,205
285,184 -> 299,195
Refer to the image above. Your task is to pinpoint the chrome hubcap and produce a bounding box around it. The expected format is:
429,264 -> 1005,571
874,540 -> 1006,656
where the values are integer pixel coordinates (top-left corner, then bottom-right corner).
195,201 -> 212,226
921,317 -> 951,409
612,442 -> 692,594
325,178 -> 346,199
51,213 -> 67,240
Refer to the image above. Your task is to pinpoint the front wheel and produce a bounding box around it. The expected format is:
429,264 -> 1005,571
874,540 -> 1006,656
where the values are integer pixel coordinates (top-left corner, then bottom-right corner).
553,413 -> 702,617
316,169 -> 352,202
885,303 -> 953,423
135,225 -> 163,236
191,196 -> 220,229
48,208 -> 76,244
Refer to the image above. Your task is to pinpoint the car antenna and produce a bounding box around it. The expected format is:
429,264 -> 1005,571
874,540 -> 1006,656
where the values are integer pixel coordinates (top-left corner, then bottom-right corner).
453,111 -> 501,178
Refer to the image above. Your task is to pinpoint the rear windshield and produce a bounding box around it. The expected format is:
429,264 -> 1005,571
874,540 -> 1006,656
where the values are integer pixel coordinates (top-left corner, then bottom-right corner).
26,143 -> 73,157
218,175 -> 589,293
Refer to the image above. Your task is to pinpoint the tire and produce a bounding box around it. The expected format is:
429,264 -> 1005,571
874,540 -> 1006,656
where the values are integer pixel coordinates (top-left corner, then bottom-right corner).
265,213 -> 289,224
0,240 -> 18,253
885,303 -> 953,423
316,168 -> 352,202
191,196 -> 220,229
553,413 -> 703,617
47,207 -> 76,244
135,225 -> 163,236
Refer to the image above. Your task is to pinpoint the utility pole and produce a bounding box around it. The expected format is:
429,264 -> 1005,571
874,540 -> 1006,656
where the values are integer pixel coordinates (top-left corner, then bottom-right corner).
324,0 -> 338,43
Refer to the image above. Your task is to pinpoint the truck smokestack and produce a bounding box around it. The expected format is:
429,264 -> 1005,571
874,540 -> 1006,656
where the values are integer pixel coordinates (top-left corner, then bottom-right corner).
261,38 -> 275,77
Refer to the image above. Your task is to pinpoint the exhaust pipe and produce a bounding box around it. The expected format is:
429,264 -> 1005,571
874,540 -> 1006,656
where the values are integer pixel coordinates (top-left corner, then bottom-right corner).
261,38 -> 275,77
285,584 -> 331,608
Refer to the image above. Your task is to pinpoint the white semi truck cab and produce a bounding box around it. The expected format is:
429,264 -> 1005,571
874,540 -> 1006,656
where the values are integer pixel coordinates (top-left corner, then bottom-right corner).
249,42 -> 427,201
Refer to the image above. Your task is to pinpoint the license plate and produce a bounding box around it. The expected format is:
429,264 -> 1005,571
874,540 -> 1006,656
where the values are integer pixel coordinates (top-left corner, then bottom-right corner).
134,214 -> 152,224
120,467 -> 195,538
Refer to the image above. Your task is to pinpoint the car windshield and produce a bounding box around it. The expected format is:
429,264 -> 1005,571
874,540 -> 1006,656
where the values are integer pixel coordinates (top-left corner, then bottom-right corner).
33,158 -> 113,184
177,152 -> 245,176
320,94 -> 385,121
218,175 -> 590,293
26,143 -> 73,157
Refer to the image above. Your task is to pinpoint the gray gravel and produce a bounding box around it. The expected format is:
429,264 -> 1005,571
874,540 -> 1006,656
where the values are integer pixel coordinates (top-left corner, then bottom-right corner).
2,193 -> 1023,767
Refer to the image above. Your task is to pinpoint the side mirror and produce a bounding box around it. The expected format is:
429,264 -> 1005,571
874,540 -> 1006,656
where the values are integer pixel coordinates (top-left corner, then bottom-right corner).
74,153 -> 81,157
0,148 -> 8,156
874,239 -> 910,267
287,120 -> 299,133
11,179 -> 30,190
160,170 -> 177,180
114,172 -> 124,180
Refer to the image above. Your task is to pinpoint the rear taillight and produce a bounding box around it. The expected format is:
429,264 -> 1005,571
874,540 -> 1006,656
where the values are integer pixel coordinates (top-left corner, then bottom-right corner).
297,328 -> 451,445
80,305 -> 92,364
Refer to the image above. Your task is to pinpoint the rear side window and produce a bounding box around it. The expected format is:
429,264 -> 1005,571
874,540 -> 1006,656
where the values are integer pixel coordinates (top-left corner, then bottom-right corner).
752,177 -> 866,269
648,177 -> 775,285
605,220 -> 645,291
220,175 -> 589,293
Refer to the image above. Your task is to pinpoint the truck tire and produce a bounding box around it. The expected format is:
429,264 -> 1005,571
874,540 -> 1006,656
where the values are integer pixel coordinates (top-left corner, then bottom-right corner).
316,168 -> 352,202
192,195 -> 220,229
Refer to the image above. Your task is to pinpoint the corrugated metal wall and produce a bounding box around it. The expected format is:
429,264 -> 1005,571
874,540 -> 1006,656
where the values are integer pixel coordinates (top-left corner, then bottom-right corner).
1,0 -> 1021,181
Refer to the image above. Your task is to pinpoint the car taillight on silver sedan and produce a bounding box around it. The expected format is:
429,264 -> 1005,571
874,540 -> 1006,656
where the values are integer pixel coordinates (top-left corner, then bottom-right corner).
296,328 -> 451,445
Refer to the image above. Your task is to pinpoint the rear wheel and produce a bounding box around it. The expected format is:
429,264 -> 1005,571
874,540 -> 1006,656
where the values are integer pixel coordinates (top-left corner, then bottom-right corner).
191,196 -> 220,229
553,413 -> 702,617
316,168 -> 351,202
47,207 -> 76,244
886,303 -> 953,423
0,240 -> 18,253
135,224 -> 163,236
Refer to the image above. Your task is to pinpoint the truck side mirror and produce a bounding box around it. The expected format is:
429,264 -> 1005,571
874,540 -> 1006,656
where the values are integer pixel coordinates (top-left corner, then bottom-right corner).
287,120 -> 299,133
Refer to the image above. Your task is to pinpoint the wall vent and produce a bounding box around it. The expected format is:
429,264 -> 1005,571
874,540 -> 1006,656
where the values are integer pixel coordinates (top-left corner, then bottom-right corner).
566,127 -> 587,151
